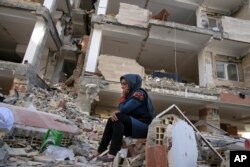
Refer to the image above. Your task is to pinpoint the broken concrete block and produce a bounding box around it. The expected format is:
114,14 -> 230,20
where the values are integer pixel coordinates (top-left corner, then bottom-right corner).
33,155 -> 55,163
129,153 -> 145,167
98,55 -> 145,82
115,3 -> 152,28
123,138 -> 146,157
2,144 -> 27,156
164,119 -> 198,167
69,145 -> 89,157
146,145 -> 167,167
0,148 -> 9,163
221,16 -> 250,43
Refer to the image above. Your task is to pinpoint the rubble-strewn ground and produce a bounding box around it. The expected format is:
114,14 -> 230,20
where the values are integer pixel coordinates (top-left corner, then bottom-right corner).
0,84 -> 111,167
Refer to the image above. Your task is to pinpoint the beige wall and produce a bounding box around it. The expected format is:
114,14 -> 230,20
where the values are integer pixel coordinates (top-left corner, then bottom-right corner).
242,53 -> 250,87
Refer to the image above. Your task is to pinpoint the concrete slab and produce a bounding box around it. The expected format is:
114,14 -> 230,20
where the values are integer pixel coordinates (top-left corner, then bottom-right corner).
0,103 -> 78,134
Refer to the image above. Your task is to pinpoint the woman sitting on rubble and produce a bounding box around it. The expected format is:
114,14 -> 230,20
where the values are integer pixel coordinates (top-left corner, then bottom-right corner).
95,74 -> 156,162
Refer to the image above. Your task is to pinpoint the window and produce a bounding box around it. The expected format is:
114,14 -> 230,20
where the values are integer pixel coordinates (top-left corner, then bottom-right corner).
216,62 -> 238,81
208,17 -> 218,28
207,17 -> 220,31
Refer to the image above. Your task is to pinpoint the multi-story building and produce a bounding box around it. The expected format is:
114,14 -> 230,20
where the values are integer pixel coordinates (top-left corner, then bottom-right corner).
80,0 -> 250,137
0,0 -> 249,137
0,0 -> 91,94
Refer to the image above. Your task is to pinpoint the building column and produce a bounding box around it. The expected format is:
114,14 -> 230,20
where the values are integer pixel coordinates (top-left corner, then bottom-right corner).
198,50 -> 215,87
196,6 -> 208,28
243,53 -> 250,87
22,0 -> 57,71
44,52 -> 57,82
51,50 -> 65,84
198,50 -> 206,87
197,106 -> 220,133
97,0 -> 109,15
38,48 -> 49,79
77,76 -> 101,115
84,28 -> 103,73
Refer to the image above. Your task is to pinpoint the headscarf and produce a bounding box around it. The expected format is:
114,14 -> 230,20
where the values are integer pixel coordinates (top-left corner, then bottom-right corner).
120,74 -> 142,97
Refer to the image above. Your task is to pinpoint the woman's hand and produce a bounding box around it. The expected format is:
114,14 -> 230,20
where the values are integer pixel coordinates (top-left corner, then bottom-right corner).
122,87 -> 130,97
111,111 -> 119,121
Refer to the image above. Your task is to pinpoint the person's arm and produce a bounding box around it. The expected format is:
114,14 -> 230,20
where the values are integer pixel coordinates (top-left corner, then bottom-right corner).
118,91 -> 145,114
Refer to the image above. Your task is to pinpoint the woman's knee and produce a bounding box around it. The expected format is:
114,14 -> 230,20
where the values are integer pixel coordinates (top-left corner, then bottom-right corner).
106,118 -> 113,124
115,112 -> 127,121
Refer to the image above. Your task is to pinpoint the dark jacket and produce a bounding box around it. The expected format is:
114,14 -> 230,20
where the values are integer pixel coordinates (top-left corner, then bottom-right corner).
119,74 -> 155,138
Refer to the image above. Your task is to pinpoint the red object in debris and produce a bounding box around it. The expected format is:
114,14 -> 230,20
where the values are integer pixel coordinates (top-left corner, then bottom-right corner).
58,100 -> 66,108
152,9 -> 170,21
146,145 -> 167,167
245,139 -> 250,150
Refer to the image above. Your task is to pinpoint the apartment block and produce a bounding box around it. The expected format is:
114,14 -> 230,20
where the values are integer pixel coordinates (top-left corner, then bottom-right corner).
81,0 -> 250,136
0,0 -> 90,94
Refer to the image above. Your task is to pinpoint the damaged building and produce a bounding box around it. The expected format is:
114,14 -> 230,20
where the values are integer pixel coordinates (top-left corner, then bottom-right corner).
0,0 -> 250,166
0,0 -> 92,94
80,0 -> 250,137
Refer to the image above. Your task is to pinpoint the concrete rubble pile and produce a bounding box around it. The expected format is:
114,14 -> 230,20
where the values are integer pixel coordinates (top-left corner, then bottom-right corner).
144,74 -> 249,100
0,84 -> 109,167
0,85 -> 249,167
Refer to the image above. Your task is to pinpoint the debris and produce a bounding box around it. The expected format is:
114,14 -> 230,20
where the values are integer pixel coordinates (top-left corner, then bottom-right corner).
2,143 -> 27,156
0,148 -> 9,163
98,54 -> 145,82
40,129 -> 64,152
3,89 -> 19,105
43,145 -> 75,161
115,3 -> 152,28
152,9 -> 170,21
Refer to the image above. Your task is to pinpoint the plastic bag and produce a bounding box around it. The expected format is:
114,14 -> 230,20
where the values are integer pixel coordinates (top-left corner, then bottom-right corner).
44,145 -> 75,161
40,129 -> 63,152
0,107 -> 14,131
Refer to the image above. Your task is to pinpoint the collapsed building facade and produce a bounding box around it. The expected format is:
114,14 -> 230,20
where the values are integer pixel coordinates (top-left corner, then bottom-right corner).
0,0 -> 92,93
80,0 -> 250,137
0,0 -> 250,151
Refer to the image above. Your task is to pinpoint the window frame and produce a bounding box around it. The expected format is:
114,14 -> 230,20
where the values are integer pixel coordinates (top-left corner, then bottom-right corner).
216,61 -> 239,81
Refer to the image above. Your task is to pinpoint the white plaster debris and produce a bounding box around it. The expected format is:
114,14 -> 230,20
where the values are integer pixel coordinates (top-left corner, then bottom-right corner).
169,120 -> 198,167
115,3 -> 152,28
98,54 -> 145,82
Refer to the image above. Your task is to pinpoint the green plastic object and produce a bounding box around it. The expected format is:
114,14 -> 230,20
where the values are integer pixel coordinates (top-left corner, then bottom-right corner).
40,129 -> 63,152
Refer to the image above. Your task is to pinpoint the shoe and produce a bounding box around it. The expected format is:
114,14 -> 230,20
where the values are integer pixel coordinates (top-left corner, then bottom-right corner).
97,155 -> 115,162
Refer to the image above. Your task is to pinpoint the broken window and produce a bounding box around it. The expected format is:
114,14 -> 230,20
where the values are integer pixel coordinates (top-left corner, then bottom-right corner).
207,17 -> 220,31
216,62 -> 238,81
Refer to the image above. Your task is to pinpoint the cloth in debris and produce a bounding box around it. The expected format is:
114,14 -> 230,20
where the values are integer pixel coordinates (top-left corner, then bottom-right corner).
0,107 -> 14,131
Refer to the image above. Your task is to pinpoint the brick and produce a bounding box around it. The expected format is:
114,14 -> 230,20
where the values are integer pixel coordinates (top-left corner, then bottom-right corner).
220,93 -> 250,105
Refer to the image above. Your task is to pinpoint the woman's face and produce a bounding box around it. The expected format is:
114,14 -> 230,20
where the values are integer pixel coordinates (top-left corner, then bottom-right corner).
121,79 -> 129,91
